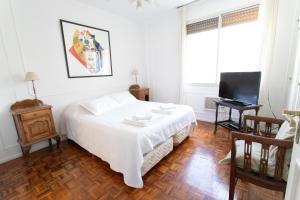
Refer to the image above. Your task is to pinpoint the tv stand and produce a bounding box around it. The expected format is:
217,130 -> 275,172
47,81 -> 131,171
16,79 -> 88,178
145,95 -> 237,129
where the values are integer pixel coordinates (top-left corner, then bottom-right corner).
221,99 -> 250,106
214,99 -> 262,134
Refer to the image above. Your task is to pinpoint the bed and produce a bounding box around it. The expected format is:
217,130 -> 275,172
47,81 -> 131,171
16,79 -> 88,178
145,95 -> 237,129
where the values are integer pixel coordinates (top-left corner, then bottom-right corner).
61,92 -> 196,188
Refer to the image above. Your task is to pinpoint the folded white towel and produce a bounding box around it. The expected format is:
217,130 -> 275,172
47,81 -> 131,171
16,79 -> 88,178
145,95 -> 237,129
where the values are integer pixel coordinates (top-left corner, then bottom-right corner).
152,108 -> 173,115
123,118 -> 150,127
160,103 -> 176,110
132,113 -> 152,121
123,114 -> 164,127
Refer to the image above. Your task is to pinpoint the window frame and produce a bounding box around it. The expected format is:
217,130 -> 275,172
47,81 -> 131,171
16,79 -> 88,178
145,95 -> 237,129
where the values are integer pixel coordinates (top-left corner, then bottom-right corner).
185,4 -> 260,86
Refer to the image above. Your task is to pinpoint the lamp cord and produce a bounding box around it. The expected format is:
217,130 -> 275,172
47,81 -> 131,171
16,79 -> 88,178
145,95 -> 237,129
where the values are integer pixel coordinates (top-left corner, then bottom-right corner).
267,90 -> 276,119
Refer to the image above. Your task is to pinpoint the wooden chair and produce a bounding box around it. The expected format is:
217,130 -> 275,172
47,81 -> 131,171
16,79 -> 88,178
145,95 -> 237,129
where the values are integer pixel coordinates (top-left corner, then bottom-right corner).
229,115 -> 294,200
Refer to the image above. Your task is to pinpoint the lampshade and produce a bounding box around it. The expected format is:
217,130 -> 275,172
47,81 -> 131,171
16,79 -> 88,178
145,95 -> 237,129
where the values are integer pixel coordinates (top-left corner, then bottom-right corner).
131,69 -> 139,76
24,72 -> 39,81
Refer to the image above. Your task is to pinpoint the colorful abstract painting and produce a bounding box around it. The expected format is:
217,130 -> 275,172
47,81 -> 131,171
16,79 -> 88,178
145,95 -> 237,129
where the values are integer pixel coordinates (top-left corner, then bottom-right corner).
60,20 -> 113,78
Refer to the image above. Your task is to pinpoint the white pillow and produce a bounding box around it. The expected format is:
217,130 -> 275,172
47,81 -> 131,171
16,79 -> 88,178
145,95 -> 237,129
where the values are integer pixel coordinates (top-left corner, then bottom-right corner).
274,120 -> 296,140
79,96 -> 120,115
269,116 -> 299,158
110,91 -> 137,104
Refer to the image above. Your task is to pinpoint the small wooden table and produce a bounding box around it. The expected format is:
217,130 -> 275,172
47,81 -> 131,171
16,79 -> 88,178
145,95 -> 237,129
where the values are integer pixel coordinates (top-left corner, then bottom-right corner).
214,100 -> 262,134
11,99 -> 60,159
129,85 -> 150,101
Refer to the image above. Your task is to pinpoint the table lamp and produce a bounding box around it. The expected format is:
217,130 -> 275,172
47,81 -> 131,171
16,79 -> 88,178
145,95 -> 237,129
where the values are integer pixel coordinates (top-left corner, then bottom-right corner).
24,72 -> 39,99
131,68 -> 139,85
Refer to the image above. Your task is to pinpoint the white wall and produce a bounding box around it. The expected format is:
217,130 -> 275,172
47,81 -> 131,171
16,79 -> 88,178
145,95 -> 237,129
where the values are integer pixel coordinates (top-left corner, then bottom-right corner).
144,10 -> 181,103
0,0 -> 146,163
144,0 -> 300,121
287,18 -> 300,109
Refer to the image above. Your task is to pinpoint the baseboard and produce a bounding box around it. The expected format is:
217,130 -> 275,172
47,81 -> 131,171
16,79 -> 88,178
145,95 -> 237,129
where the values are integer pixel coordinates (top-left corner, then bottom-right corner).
0,136 -> 64,164
0,152 -> 22,164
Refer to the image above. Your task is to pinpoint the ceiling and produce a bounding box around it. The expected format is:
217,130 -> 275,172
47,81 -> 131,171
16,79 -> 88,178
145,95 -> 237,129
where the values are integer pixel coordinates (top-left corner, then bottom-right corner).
76,0 -> 196,21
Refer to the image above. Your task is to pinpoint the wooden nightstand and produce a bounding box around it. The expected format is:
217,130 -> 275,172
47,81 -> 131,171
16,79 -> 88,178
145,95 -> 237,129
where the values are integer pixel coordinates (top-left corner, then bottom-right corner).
11,99 -> 60,158
129,85 -> 150,101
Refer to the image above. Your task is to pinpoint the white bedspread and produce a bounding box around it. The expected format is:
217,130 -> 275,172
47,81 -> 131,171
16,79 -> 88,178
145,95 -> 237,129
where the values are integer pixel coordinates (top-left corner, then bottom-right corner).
61,100 -> 196,188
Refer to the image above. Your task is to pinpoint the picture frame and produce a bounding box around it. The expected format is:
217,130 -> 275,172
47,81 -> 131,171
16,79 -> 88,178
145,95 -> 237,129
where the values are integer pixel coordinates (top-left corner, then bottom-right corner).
60,19 -> 113,78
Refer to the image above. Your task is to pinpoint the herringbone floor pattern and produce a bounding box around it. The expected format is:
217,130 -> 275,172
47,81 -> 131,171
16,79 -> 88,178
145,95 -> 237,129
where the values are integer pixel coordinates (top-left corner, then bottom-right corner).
0,122 -> 283,200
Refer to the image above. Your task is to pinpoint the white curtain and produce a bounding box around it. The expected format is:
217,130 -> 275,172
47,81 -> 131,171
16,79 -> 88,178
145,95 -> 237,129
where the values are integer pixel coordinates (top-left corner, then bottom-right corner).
178,7 -> 187,104
258,0 -> 279,117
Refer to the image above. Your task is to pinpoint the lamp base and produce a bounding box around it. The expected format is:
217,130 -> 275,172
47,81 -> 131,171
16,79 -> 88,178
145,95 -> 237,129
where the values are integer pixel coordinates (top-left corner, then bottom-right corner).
31,80 -> 37,99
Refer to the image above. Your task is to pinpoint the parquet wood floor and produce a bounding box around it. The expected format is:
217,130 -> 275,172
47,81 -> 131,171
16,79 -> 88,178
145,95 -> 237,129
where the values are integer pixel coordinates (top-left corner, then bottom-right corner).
0,122 -> 283,200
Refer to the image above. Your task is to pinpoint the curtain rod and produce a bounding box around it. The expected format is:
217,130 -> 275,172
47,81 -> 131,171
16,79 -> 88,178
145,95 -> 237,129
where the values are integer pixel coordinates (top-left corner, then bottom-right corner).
177,0 -> 202,9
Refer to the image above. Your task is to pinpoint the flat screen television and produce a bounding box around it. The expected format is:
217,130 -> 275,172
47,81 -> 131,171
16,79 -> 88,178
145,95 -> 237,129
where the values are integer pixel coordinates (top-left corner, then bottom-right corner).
219,72 -> 261,105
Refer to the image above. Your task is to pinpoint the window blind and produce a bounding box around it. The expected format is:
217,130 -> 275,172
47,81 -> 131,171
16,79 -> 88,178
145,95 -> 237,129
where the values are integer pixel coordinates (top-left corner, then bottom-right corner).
186,5 -> 259,35
186,17 -> 219,35
222,5 -> 259,27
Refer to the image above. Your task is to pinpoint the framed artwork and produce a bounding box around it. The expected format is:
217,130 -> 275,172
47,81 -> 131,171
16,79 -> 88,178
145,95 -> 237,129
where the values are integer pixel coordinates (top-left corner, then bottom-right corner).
60,19 -> 113,78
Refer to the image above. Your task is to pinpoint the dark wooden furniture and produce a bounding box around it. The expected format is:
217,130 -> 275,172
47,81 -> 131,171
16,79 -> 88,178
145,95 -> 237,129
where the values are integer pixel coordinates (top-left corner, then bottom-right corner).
129,85 -> 149,101
11,99 -> 60,158
214,100 -> 261,134
229,115 -> 293,200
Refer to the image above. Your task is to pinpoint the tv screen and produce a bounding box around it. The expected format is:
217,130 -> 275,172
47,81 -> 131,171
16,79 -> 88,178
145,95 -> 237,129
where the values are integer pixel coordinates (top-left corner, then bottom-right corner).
219,72 -> 261,105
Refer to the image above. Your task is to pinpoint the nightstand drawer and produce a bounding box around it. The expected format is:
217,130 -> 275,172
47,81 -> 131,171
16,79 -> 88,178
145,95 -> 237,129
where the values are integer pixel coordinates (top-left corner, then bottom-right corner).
140,89 -> 149,101
21,109 -> 51,121
140,89 -> 149,96
22,116 -> 54,143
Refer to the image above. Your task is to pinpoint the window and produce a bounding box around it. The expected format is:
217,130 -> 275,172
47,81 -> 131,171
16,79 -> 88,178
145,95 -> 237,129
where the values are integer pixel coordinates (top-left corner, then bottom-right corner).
185,5 -> 260,84
186,18 -> 219,84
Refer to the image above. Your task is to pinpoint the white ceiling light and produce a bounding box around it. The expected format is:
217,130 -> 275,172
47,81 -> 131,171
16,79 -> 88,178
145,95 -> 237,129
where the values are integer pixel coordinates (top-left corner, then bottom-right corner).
129,0 -> 153,10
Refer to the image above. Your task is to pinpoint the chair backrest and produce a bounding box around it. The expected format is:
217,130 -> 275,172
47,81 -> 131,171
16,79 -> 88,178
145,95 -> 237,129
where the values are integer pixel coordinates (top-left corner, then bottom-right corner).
231,131 -> 293,181
243,115 -> 284,137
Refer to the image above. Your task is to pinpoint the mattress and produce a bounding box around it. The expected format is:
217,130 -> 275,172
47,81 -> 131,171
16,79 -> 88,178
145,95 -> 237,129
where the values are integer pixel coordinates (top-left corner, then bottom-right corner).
61,100 -> 196,188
